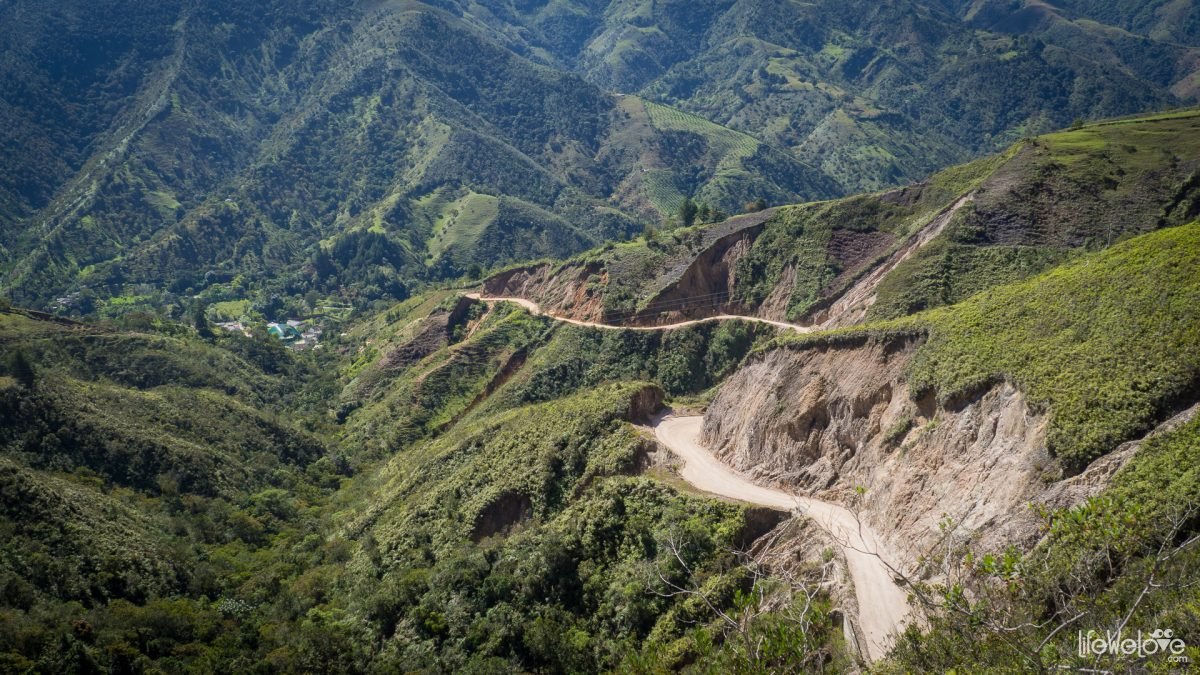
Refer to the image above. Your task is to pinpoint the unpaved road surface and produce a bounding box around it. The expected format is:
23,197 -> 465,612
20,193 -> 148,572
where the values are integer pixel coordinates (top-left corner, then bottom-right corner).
465,293 -> 811,333
467,291 -> 907,659
654,415 -> 910,662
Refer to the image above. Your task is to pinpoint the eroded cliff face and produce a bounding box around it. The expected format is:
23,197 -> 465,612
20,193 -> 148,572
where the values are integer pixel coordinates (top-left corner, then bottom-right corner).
480,209 -> 780,326
700,341 -> 1102,564
631,222 -> 764,324
482,261 -> 606,321
808,194 -> 974,329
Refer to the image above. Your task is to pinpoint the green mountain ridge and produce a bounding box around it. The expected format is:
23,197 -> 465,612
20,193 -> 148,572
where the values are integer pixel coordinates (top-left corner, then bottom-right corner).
0,0 -> 838,313
473,0 -> 1200,189
483,109 -> 1200,330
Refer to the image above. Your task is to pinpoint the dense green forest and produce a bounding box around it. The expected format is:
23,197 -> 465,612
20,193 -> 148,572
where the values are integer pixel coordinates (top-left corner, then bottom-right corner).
0,298 -> 830,672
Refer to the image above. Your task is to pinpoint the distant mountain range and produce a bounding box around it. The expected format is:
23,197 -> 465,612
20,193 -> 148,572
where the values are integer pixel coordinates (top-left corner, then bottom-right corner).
1,0 -> 1195,313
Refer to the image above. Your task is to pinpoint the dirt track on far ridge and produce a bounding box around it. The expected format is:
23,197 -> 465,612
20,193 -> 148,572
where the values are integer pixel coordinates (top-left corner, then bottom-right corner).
465,293 -> 811,333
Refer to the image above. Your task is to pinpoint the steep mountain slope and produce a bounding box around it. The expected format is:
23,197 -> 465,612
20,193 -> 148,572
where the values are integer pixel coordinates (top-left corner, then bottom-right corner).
479,0 -> 1199,192
700,219 -> 1200,671
3,108 -> 1200,672
962,0 -> 1200,51
334,209 -> 1200,669
706,217 -> 1200,541
485,110 -> 1200,327
0,305 -> 361,671
3,0 -> 1196,319
0,0 -> 837,314
455,112 -> 1200,663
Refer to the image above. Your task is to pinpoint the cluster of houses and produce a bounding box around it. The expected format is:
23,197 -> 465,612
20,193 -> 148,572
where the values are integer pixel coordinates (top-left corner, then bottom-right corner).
267,319 -> 323,350
215,318 -> 323,350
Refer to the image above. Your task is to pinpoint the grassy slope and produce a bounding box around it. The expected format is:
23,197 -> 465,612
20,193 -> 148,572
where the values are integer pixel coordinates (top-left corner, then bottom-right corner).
330,370 -> 818,672
772,110 -> 1200,322
355,381 -> 660,553
730,168 -> 975,320
643,99 -> 761,205
424,191 -> 501,261
275,290 -> 798,670
905,221 -> 1200,467
341,300 -> 552,457
776,220 -> 1200,470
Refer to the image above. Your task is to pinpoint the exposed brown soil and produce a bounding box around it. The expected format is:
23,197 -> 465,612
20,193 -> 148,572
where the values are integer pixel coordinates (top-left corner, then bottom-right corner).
471,491 -> 533,542
483,261 -> 606,322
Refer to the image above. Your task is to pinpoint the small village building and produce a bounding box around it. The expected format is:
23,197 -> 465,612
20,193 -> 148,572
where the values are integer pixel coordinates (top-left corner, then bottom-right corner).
267,322 -> 302,341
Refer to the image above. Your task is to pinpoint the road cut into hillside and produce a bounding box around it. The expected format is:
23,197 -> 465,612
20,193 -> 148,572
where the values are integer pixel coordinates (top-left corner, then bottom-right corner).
464,293 -> 812,333
653,414 -> 911,663
468,292 -> 909,660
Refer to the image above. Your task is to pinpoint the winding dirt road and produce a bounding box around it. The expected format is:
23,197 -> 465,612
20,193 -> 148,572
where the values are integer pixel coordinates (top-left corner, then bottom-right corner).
653,415 -> 910,662
465,293 -> 811,333
467,292 -> 907,659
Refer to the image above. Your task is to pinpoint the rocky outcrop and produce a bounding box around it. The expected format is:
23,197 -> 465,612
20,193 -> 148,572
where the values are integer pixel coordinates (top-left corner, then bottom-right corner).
703,341 -> 921,492
471,491 -> 533,542
377,295 -> 481,372
737,507 -> 792,548
699,339 -> 1143,565
379,311 -> 453,371
626,385 -> 665,424
481,210 -> 781,327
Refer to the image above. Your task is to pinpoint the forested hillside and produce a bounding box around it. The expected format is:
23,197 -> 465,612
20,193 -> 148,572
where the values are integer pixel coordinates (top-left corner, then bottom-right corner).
475,0 -> 1198,191
0,0 -> 834,315
1,0 -> 1195,318
0,296 -> 805,672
